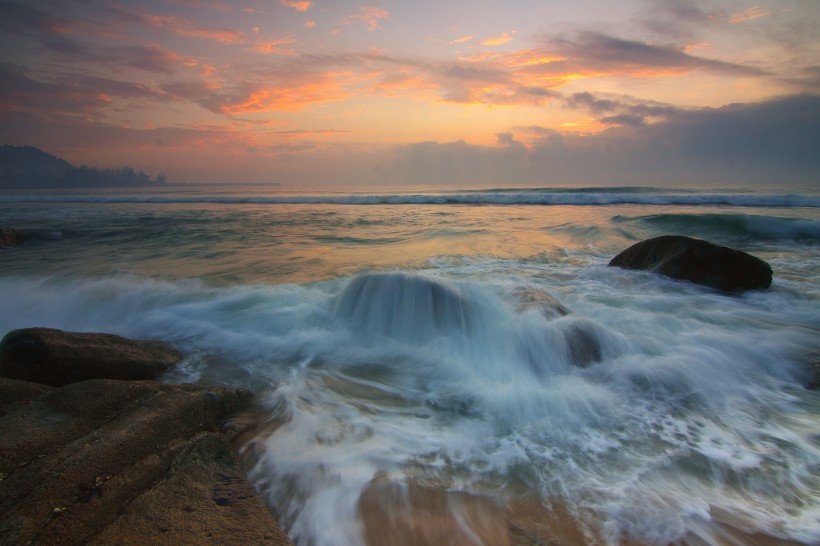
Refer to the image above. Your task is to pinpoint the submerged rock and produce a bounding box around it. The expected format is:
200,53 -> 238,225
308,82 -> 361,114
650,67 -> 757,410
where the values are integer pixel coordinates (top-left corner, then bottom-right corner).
512,286 -> 569,318
0,378 -> 292,545
0,327 -> 182,387
333,272 -> 472,342
608,235 -> 772,292
562,321 -> 603,368
808,361 -> 820,390
0,227 -> 27,248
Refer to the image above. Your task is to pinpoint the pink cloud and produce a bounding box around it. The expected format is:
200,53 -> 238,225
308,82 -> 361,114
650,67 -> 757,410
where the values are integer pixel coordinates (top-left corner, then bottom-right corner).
342,6 -> 389,31
249,36 -> 298,55
450,35 -> 475,44
481,31 -> 516,46
144,14 -> 246,44
279,0 -> 314,12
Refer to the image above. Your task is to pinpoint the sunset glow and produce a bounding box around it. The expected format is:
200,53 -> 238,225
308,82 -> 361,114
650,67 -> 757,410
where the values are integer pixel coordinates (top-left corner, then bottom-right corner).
0,0 -> 817,185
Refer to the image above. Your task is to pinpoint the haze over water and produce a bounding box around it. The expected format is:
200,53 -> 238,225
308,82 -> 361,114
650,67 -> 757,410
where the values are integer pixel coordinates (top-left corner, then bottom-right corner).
1,184 -> 818,545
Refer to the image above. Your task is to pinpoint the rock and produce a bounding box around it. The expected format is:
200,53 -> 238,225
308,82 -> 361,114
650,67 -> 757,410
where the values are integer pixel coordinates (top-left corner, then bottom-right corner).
0,377 -> 54,417
562,321 -> 602,368
512,286 -> 569,318
0,227 -> 27,248
0,328 -> 182,387
333,272 -> 473,342
0,378 -> 292,545
808,361 -> 819,390
608,235 -> 772,292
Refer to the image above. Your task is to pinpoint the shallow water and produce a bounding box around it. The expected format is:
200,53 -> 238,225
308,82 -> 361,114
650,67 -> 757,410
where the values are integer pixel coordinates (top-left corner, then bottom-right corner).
1,185 -> 818,545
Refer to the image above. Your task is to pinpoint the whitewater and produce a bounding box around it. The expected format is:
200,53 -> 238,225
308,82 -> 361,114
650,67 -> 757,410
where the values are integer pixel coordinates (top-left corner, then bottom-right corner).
1,185 -> 818,545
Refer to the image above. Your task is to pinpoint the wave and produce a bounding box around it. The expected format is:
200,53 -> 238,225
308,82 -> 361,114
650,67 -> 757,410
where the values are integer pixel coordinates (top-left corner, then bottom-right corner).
1,191 -> 818,207
615,213 -> 820,242
1,269 -> 818,545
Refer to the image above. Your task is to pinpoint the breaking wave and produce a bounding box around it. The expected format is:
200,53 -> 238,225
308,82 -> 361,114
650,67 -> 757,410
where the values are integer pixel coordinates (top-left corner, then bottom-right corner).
1,190 -> 818,207
615,213 -> 820,242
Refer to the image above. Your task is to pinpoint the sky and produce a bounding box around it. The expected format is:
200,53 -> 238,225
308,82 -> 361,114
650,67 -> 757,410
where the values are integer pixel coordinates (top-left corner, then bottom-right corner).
0,0 -> 818,187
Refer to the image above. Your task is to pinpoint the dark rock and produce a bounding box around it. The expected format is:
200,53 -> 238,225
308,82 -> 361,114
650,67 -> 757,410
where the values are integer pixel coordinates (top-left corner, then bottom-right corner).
0,378 -> 292,545
808,361 -> 820,390
0,328 -> 182,387
608,235 -> 772,292
0,227 -> 27,248
0,377 -> 54,417
333,272 -> 473,341
562,321 -> 602,368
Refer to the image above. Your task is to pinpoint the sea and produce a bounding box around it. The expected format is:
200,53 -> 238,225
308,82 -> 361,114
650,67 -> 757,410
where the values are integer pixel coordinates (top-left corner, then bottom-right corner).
1,184 -> 819,546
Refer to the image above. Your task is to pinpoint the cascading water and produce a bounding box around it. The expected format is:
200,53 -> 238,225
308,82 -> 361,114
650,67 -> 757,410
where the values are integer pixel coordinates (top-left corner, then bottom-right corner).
2,186 -> 817,545
237,270 -> 819,546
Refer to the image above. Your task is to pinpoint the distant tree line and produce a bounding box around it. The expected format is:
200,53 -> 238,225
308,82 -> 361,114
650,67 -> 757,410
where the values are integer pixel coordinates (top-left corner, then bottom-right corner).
0,145 -> 168,188
65,165 -> 167,187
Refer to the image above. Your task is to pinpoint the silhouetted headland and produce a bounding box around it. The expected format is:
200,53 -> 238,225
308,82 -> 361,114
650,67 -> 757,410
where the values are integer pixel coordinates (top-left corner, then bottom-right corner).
0,145 -> 167,189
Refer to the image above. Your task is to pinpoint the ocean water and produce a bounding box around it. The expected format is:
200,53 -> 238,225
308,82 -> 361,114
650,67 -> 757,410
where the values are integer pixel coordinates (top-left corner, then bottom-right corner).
1,185 -> 818,545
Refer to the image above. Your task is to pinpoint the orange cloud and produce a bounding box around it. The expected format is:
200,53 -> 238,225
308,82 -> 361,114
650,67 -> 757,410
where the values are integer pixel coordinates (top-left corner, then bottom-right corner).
279,0 -> 314,12
481,31 -> 515,46
144,14 -> 246,43
728,6 -> 769,24
343,6 -> 389,31
450,35 -> 474,44
305,21 -> 317,28
268,129 -> 355,138
222,73 -> 355,114
249,36 -> 298,54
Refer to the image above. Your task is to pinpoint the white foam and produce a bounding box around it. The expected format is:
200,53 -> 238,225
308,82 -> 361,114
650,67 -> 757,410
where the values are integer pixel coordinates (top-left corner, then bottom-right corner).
0,264 -> 817,545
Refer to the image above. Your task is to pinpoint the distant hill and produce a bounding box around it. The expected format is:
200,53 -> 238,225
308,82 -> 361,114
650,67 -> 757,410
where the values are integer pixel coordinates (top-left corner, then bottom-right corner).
0,145 -> 167,188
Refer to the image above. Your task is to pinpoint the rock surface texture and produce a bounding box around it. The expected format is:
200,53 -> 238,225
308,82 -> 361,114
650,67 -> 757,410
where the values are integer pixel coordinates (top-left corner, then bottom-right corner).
0,327 -> 293,546
0,227 -> 27,248
0,328 -> 183,387
608,235 -> 773,292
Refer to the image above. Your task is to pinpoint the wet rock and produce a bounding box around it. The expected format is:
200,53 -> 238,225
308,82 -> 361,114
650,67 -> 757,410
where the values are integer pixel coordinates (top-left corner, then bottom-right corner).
0,378 -> 292,545
0,328 -> 182,387
512,286 -> 569,318
0,227 -> 27,248
562,321 -> 602,368
808,361 -> 819,390
334,272 -> 473,341
608,235 -> 772,292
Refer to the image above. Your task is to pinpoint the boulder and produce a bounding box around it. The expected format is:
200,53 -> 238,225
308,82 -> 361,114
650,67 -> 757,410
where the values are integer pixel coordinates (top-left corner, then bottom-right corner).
0,227 -> 27,248
333,272 -> 473,342
0,328 -> 182,387
562,321 -> 602,368
0,378 -> 292,545
608,235 -> 772,292
0,377 -> 54,417
512,286 -> 569,318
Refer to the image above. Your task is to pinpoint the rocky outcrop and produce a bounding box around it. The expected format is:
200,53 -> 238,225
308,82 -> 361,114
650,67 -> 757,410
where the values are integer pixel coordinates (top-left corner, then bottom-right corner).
0,227 -> 27,248
0,326 -> 292,545
608,235 -> 772,292
0,328 -> 182,387
0,377 -> 292,545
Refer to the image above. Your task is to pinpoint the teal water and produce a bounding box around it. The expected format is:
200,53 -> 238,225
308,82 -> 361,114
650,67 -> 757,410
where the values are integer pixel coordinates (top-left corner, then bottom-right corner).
1,185 -> 818,545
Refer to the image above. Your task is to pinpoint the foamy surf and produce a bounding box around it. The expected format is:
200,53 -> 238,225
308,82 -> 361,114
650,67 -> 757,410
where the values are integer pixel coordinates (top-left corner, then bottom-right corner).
1,186 -> 817,545
6,266 -> 808,545
1,189 -> 819,207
